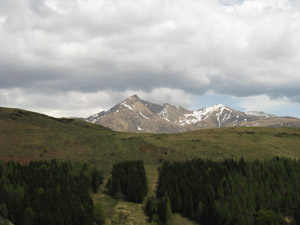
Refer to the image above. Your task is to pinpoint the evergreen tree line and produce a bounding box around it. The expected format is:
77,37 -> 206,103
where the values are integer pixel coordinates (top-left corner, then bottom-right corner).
0,159 -> 104,225
107,160 -> 148,203
153,158 -> 300,225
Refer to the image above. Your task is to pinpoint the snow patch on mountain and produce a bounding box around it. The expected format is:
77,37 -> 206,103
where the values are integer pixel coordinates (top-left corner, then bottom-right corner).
158,108 -> 170,122
180,104 -> 232,126
245,111 -> 275,118
86,112 -> 105,123
216,109 -> 232,128
121,102 -> 134,111
140,111 -> 149,119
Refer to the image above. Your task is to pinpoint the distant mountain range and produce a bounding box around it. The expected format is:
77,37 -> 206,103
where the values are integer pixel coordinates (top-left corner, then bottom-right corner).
85,95 -> 300,133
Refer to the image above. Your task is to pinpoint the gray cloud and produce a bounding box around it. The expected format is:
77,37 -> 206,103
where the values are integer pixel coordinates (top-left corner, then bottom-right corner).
0,0 -> 300,116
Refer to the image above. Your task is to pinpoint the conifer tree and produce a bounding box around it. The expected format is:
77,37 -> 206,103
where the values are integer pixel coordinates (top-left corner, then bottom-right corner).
24,207 -> 35,225
157,195 -> 172,224
145,197 -> 155,221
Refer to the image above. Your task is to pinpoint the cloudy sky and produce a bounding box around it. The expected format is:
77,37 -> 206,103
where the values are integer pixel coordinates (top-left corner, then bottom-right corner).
0,0 -> 300,118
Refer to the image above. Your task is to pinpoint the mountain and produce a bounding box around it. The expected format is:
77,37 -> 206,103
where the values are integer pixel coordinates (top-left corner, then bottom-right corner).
86,95 -> 185,133
85,95 -> 300,133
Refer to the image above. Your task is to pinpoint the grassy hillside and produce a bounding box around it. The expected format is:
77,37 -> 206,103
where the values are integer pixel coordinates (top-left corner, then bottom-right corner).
1,107 -> 300,172
1,107 -> 300,225
0,107 -> 161,172
139,126 -> 300,161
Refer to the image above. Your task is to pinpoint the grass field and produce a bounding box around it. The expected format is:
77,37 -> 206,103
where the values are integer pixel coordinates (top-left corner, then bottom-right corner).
1,107 -> 300,172
1,107 -> 300,224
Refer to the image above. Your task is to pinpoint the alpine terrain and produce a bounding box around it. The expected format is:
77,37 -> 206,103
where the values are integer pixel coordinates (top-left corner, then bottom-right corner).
86,95 -> 300,133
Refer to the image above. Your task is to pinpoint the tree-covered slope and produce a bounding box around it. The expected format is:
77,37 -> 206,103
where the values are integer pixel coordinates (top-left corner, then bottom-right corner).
155,158 -> 300,224
0,160 -> 103,225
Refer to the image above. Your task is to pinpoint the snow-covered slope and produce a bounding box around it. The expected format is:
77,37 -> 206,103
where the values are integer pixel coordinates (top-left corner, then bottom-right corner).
180,104 -> 232,127
86,111 -> 106,123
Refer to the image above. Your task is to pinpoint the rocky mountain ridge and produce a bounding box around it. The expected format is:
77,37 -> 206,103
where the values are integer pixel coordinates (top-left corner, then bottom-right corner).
85,95 -> 300,133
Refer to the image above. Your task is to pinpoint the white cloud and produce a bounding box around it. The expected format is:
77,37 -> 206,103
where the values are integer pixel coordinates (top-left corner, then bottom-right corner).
0,88 -> 111,117
0,0 -> 300,116
236,94 -> 299,116
0,87 -> 193,117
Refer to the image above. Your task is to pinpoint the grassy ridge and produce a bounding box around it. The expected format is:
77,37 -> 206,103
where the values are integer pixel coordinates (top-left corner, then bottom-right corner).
0,107 -> 160,172
140,127 -> 300,161
1,107 -> 300,172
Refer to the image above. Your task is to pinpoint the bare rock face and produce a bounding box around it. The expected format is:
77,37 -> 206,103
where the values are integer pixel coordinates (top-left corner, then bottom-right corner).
85,95 -> 300,133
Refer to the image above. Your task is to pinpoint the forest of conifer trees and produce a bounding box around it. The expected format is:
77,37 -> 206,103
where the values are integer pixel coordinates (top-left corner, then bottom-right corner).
1,157 -> 300,225
153,158 -> 300,225
107,160 -> 148,203
0,160 -> 104,225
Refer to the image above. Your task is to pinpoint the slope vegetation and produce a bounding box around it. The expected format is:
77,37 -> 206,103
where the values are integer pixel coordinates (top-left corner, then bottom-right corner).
1,106 -> 300,171
0,107 -> 160,172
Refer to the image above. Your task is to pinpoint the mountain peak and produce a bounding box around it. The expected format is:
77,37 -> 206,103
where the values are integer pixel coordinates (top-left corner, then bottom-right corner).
127,95 -> 140,101
213,104 -> 225,108
120,95 -> 142,108
199,104 -> 228,112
